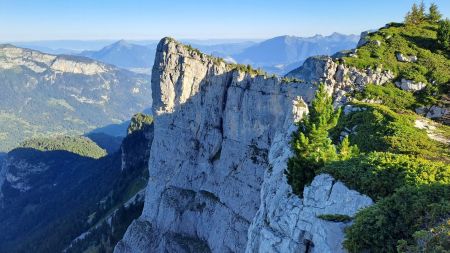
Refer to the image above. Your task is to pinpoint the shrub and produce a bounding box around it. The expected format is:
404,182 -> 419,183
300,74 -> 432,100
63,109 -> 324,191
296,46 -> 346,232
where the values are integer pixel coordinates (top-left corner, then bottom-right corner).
344,184 -> 450,253
127,113 -> 153,134
332,103 -> 450,161
397,218 -> 450,253
437,18 -> 450,50
354,83 -> 417,110
321,152 -> 450,200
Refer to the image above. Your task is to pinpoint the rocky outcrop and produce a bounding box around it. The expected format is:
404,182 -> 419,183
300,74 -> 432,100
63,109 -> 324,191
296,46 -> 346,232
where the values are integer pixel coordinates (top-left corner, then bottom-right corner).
416,105 -> 450,124
0,45 -> 108,75
357,31 -> 370,47
246,173 -> 372,253
115,38 -> 373,253
396,53 -> 417,63
286,56 -> 394,105
395,78 -> 426,91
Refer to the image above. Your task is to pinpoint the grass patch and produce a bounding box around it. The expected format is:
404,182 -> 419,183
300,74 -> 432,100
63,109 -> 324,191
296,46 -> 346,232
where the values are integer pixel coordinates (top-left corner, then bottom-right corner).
343,22 -> 450,106
332,103 -> 450,161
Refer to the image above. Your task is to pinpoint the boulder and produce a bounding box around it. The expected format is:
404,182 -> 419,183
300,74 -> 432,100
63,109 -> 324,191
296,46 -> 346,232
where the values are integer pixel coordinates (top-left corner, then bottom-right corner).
395,78 -> 426,91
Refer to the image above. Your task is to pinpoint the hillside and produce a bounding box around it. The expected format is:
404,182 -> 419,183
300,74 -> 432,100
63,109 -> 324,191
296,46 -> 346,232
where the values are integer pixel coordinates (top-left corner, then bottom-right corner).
0,114 -> 153,253
284,7 -> 450,252
20,135 -> 107,159
342,21 -> 450,124
0,45 -> 152,152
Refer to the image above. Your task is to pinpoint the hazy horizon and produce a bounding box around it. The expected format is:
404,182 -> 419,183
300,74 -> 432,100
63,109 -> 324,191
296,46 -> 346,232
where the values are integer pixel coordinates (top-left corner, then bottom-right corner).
2,0 -> 449,41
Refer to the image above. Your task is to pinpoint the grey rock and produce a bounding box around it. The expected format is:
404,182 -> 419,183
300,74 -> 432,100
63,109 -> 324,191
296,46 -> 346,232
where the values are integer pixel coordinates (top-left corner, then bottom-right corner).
396,53 -> 418,63
286,56 -> 393,106
115,38 -> 317,253
246,174 -> 372,253
357,31 -> 370,47
395,78 -> 426,91
426,105 -> 449,119
116,38 -> 375,253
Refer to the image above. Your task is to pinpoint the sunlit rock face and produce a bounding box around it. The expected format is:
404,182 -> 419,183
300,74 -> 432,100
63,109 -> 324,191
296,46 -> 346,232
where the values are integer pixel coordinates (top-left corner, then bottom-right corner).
115,38 -> 373,253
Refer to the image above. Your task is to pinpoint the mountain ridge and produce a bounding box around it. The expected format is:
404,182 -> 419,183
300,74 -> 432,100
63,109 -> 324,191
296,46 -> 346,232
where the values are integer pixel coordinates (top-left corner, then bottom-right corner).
0,44 -> 152,152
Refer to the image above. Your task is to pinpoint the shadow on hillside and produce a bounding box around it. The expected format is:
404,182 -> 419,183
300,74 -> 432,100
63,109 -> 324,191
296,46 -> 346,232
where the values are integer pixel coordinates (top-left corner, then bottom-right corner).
85,132 -> 123,154
0,146 -> 123,252
87,107 -> 152,137
402,34 -> 444,55
89,120 -> 130,137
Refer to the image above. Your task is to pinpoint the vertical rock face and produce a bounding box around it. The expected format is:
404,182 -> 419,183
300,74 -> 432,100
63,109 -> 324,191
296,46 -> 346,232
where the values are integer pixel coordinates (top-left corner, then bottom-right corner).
116,38 -> 372,253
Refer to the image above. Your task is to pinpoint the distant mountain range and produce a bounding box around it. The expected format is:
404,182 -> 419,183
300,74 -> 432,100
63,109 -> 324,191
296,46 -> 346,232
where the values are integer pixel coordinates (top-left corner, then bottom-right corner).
76,34 -> 358,74
78,40 -> 256,74
79,40 -> 158,72
0,44 -> 151,152
9,34 -> 359,75
233,33 -> 360,73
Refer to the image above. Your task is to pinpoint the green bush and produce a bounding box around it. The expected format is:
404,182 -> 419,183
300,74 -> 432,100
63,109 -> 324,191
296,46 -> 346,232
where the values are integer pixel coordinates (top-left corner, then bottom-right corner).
397,218 -> 450,253
344,185 -> 450,253
355,83 -> 417,109
332,103 -> 450,161
437,18 -> 450,50
321,152 -> 450,200
127,113 -> 153,134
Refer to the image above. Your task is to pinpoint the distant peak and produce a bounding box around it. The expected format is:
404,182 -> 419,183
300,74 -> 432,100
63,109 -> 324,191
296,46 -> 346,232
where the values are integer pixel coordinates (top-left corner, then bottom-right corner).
0,43 -> 17,49
115,39 -> 129,46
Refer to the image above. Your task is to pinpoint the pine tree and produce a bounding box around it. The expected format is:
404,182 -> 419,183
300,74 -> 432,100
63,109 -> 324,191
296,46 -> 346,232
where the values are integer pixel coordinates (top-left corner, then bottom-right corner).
405,3 -> 425,25
418,1 -> 426,22
428,3 -> 442,23
338,136 -> 359,160
286,84 -> 341,196
437,18 -> 450,50
405,11 -> 413,25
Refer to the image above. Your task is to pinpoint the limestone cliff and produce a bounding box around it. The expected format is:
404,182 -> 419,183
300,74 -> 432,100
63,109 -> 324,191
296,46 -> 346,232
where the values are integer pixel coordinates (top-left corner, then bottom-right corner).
115,38 -> 373,253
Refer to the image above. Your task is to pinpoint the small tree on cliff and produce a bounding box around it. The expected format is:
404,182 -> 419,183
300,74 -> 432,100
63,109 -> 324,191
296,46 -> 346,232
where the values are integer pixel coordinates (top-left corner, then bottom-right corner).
286,84 -> 341,196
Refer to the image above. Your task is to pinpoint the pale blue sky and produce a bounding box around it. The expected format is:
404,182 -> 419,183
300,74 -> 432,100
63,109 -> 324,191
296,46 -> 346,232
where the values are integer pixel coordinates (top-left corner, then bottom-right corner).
1,0 -> 449,41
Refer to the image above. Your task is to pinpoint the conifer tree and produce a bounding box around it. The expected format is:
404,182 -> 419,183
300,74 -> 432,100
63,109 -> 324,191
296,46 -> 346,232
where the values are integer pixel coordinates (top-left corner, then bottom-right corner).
405,2 -> 426,25
428,3 -> 442,22
437,18 -> 450,50
418,1 -> 426,21
286,84 -> 341,196
338,136 -> 359,160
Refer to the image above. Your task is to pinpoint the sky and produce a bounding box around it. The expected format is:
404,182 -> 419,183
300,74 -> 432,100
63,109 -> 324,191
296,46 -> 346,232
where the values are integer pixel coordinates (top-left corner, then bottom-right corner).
1,0 -> 450,41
